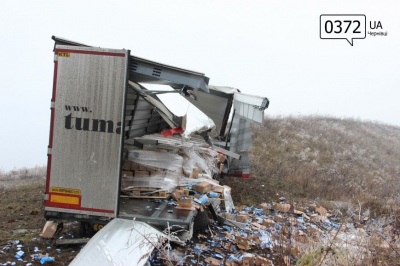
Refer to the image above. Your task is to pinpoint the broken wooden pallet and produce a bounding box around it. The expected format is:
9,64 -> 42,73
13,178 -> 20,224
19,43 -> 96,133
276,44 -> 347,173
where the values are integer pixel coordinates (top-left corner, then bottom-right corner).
121,187 -> 170,199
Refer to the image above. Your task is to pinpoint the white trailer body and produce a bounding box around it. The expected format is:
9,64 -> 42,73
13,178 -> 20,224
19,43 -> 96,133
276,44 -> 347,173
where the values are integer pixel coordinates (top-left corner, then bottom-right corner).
45,36 -> 269,229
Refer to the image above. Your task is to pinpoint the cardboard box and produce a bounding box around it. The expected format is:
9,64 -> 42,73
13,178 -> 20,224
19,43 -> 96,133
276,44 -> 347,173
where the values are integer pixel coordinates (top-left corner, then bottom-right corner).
178,197 -> 193,208
41,221 -> 58,238
130,162 -> 141,171
217,154 -> 227,163
354,223 -> 364,229
259,203 -> 269,212
189,168 -> 202,178
242,254 -> 255,266
122,161 -> 132,170
251,222 -> 266,230
309,227 -> 323,238
205,258 -> 222,266
226,260 -> 238,266
122,170 -> 134,178
183,189 -> 190,196
221,212 -> 234,220
308,204 -> 317,212
236,236 -> 250,250
256,255 -> 272,266
272,203 -> 291,213
212,186 -> 224,193
236,213 -> 248,223
315,206 -> 327,215
134,170 -> 150,178
295,234 -> 309,244
150,170 -> 165,177
311,215 -> 327,223
262,218 -> 276,228
288,217 -> 298,225
171,189 -> 184,201
274,214 -> 286,222
193,181 -> 212,194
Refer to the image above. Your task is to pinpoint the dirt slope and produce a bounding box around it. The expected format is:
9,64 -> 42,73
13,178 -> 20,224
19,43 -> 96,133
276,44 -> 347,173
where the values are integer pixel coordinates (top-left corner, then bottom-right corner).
227,116 -> 400,221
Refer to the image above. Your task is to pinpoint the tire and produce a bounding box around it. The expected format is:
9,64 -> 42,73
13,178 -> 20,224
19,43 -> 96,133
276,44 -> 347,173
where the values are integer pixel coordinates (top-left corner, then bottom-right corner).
79,222 -> 95,238
193,209 -> 210,232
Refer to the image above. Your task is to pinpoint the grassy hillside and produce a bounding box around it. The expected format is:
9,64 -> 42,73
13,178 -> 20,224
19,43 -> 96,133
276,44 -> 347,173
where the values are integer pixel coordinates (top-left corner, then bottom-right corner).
228,116 -> 400,221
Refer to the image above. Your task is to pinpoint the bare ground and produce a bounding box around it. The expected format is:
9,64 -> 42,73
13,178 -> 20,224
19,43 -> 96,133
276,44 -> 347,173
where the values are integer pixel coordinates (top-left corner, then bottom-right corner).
0,178 -> 80,265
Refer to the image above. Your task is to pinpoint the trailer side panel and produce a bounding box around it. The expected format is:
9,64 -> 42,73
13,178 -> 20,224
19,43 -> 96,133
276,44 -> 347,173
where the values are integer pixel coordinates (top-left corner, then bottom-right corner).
45,45 -> 129,217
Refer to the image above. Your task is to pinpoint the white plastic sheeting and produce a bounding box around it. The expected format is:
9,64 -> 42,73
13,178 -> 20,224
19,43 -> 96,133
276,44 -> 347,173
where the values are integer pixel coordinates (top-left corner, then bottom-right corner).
140,83 -> 216,137
70,219 -> 165,266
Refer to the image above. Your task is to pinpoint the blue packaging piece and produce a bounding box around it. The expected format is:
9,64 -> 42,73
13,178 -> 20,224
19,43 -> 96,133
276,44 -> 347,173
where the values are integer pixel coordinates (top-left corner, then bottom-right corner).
230,245 -> 238,253
254,208 -> 264,215
324,219 -> 340,229
40,257 -> 55,264
243,206 -> 253,212
14,251 -> 24,259
194,194 -> 209,205
212,252 -> 224,260
211,241 -> 221,247
209,192 -> 219,198
223,225 -> 232,232
193,245 -> 205,254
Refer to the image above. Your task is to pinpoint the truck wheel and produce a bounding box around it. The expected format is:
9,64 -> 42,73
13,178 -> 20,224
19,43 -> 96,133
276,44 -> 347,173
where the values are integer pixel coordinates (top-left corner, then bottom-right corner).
193,210 -> 209,232
80,222 -> 95,238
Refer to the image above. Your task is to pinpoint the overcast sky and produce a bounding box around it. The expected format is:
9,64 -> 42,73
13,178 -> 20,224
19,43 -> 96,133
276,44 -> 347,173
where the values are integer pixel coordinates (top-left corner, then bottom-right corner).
1,0 -> 399,171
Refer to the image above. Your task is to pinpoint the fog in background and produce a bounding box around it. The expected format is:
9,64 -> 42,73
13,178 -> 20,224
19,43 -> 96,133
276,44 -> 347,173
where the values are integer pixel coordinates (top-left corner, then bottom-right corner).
1,0 -> 399,171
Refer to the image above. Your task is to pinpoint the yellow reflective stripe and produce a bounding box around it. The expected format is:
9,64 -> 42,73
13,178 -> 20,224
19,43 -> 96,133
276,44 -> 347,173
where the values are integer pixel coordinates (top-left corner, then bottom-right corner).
50,195 -> 79,205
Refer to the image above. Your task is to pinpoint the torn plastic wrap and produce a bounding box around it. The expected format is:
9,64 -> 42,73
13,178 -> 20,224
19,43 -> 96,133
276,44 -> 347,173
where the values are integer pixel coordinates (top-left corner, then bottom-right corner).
178,177 -> 221,189
128,150 -> 183,172
181,104 -> 215,138
124,150 -> 184,193
224,186 -> 235,212
181,146 -> 219,178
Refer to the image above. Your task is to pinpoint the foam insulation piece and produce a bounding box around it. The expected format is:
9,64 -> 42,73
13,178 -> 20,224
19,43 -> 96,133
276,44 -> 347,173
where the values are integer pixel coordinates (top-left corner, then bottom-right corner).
70,219 -> 165,266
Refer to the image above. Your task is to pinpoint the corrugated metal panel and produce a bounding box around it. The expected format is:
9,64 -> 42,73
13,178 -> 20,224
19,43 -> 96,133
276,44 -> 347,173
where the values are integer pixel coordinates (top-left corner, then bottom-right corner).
129,56 -> 210,93
52,36 -> 210,92
127,81 -> 185,131
233,93 -> 269,124
228,116 -> 252,173
124,88 -> 171,139
46,45 -> 129,216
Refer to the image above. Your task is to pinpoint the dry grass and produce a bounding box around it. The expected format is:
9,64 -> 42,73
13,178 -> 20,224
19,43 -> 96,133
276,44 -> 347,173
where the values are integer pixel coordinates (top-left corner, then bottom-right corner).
0,165 -> 46,191
248,115 -> 400,224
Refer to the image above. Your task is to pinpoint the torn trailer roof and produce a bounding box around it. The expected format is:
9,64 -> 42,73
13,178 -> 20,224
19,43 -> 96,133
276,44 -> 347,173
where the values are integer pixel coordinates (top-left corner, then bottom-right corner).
44,36 -> 269,252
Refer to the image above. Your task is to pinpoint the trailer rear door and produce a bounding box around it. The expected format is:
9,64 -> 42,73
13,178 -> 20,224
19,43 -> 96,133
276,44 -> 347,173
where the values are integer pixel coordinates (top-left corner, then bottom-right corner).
45,45 -> 129,217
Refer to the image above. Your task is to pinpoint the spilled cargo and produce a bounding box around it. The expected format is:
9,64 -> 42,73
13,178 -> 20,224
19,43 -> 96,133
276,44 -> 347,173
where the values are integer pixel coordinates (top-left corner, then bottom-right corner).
43,36 -> 269,263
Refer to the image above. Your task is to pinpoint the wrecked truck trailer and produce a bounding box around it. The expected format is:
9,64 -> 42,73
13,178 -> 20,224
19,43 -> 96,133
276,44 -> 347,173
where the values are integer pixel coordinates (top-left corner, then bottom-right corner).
44,36 -> 269,236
